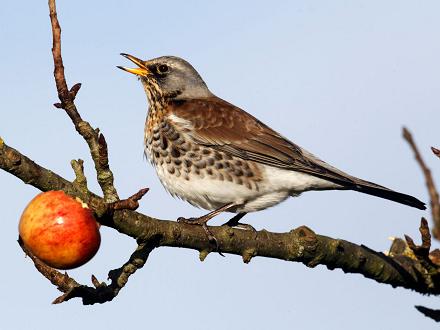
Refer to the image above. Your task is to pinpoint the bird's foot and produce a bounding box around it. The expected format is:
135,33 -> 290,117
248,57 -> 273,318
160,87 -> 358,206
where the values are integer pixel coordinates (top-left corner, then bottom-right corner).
176,204 -> 236,257
177,216 -> 221,253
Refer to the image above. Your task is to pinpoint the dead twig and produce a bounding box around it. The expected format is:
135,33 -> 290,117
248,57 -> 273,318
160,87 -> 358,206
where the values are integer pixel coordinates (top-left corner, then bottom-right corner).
48,0 -> 119,203
108,188 -> 150,213
403,127 -> 440,239
19,235 -> 157,305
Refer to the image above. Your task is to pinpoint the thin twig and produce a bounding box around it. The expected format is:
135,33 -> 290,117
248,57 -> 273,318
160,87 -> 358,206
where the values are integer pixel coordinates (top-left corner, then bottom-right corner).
403,127 -> 440,239
432,147 -> 440,159
71,159 -> 88,191
108,188 -> 150,212
18,235 -> 156,305
48,0 -> 119,203
18,238 -> 80,295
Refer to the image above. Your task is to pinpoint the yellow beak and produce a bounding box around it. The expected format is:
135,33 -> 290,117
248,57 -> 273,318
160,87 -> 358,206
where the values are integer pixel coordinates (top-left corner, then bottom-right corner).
117,53 -> 150,76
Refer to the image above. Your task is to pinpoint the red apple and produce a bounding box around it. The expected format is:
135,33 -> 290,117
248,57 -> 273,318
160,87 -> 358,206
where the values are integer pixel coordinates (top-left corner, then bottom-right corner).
19,191 -> 100,269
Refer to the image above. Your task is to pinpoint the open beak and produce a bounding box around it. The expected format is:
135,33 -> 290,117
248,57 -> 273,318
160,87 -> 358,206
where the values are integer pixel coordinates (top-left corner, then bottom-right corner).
117,53 -> 150,76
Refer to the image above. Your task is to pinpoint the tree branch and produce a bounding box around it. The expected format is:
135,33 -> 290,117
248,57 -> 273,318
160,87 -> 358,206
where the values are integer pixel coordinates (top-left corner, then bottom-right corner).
403,127 -> 440,240
18,236 -> 157,305
3,139 -> 440,303
48,0 -> 118,203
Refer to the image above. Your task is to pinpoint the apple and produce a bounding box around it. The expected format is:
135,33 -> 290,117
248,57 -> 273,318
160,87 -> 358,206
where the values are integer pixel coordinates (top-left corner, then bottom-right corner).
19,191 -> 100,270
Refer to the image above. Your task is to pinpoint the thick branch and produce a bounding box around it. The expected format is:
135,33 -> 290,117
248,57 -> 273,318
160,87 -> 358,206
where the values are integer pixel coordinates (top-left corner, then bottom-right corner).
3,139 -> 440,299
403,127 -> 440,240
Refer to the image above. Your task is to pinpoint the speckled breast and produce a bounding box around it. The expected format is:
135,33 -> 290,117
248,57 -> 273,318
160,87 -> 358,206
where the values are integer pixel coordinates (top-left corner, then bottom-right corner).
144,114 -> 263,207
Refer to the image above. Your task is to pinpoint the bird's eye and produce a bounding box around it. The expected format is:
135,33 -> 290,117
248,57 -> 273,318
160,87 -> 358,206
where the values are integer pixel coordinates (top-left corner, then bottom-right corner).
157,64 -> 169,74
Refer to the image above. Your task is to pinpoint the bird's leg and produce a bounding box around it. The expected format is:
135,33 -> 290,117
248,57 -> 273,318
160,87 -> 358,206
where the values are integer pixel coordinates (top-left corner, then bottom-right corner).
223,212 -> 247,226
177,203 -> 235,249
222,212 -> 256,231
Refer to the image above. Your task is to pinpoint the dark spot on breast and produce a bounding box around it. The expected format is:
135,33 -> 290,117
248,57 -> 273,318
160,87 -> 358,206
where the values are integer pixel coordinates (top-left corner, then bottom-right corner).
184,175 -> 190,181
162,125 -> 172,135
214,152 -> 223,161
236,178 -> 243,185
207,168 -> 213,176
245,182 -> 252,190
171,148 -> 180,158
188,152 -> 197,158
235,160 -> 242,166
202,149 -> 211,155
225,173 -> 233,182
195,160 -> 207,169
215,163 -> 223,169
218,173 -> 224,181
184,159 -> 192,167
223,161 -> 231,168
245,171 -> 254,177
174,159 -> 182,166
167,166 -> 175,174
195,169 -> 200,175
207,158 -> 214,166
154,151 -> 160,158
234,169 -> 244,177
160,136 -> 168,150
168,131 -> 180,141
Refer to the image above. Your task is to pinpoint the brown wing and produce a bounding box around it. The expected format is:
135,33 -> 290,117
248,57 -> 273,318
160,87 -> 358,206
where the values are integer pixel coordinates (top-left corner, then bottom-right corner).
168,96 -> 426,210
169,96 -> 357,186
167,96 -> 426,210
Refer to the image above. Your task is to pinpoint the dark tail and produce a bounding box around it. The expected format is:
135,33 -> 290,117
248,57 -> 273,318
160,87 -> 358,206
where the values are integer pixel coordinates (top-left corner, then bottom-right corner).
352,181 -> 426,210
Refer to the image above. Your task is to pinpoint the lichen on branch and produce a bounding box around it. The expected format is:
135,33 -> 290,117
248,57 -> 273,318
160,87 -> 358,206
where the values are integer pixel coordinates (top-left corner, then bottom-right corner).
2,139 -> 440,304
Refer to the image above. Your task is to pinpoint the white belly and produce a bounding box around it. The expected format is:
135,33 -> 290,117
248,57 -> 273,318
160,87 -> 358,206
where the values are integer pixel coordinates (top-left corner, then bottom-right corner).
153,161 -> 339,213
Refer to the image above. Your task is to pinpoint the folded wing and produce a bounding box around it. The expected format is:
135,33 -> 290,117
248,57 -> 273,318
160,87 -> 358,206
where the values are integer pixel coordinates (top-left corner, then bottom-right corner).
169,96 -> 426,210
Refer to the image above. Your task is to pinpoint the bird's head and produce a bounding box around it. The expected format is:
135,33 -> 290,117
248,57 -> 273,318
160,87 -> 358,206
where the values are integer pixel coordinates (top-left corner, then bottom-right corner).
118,54 -> 212,105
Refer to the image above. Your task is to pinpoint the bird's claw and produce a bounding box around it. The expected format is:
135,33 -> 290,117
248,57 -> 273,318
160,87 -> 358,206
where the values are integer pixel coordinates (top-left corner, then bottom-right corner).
222,217 -> 256,232
177,216 -> 224,256
225,223 -> 257,232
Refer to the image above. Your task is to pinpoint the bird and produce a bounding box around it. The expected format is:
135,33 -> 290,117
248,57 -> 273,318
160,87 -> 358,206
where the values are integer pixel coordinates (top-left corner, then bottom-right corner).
118,53 -> 425,243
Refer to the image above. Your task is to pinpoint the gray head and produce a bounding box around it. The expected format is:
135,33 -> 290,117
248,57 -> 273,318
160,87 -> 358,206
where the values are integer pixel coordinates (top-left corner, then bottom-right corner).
118,54 -> 212,103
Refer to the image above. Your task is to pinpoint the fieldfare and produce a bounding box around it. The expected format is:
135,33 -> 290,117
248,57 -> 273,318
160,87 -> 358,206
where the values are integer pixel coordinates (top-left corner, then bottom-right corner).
118,54 -> 425,242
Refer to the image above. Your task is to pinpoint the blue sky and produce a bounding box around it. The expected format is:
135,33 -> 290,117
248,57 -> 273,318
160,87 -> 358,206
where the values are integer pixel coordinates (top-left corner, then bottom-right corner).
1,1 -> 439,329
